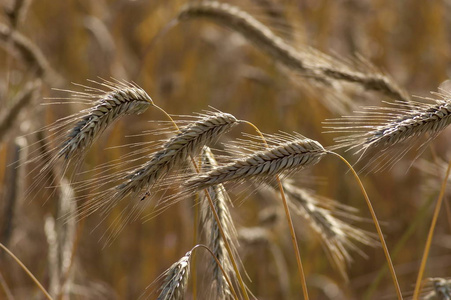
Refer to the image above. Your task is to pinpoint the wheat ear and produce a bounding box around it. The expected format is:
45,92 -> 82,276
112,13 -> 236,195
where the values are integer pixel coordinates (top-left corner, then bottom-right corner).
186,134 -> 326,191
177,1 -> 409,103
325,95 -> 451,172
75,112 -> 239,243
56,80 -> 153,162
115,112 -> 238,198
200,146 -> 238,299
149,108 -> 249,300
27,79 -> 153,183
157,251 -> 192,300
281,182 -> 376,279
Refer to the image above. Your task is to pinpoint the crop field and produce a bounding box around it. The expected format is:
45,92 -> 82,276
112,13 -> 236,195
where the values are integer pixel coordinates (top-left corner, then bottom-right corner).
0,0 -> 451,299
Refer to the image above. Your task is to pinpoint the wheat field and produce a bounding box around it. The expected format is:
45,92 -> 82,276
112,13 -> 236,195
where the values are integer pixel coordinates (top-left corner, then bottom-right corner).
1,0 -> 451,299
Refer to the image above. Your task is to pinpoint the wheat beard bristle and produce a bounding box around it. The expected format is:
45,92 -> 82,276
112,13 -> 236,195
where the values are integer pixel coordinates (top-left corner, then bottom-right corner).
157,251 -> 191,300
58,85 -> 153,161
116,112 -> 239,197
187,137 -> 326,191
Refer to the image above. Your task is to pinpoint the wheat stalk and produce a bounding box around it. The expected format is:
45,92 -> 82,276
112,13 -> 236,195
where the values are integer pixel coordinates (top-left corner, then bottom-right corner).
186,133 -> 326,191
0,80 -> 40,143
177,1 -> 410,103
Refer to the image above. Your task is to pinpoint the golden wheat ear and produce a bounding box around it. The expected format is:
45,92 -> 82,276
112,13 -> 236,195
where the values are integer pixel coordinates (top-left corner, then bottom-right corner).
177,1 -> 409,105
324,93 -> 451,173
280,182 -> 377,279
199,146 -> 239,299
156,251 -> 192,300
55,79 -> 153,162
186,132 -> 326,191
114,111 -> 239,199
71,111 -> 239,245
21,79 -> 154,204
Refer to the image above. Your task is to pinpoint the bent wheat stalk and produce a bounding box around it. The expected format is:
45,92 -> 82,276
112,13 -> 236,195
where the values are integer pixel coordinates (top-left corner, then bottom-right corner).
0,23 -> 62,84
178,1 -> 409,103
233,125 -> 326,300
329,152 -> 402,300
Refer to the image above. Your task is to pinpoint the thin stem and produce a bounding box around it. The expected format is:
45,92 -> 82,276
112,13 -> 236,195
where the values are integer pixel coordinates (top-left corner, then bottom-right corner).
0,243 -> 53,300
429,145 -> 451,232
363,194 -> 435,299
192,193 -> 199,300
242,120 -> 309,299
0,270 -> 13,300
412,157 -> 451,300
153,105 -> 249,300
192,244 -> 239,300
329,152 -> 403,300
277,179 -> 309,300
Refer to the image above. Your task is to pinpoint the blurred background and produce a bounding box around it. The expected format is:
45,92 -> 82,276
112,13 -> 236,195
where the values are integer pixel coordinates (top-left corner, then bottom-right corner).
1,0 -> 451,299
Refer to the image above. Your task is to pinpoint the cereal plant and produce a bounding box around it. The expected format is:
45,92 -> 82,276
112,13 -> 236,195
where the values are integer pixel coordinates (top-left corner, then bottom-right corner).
1,1 -> 451,299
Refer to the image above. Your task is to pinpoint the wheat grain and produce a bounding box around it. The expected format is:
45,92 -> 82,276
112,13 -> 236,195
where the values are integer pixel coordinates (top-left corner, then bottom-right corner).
186,133 -> 326,190
57,80 -> 153,162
